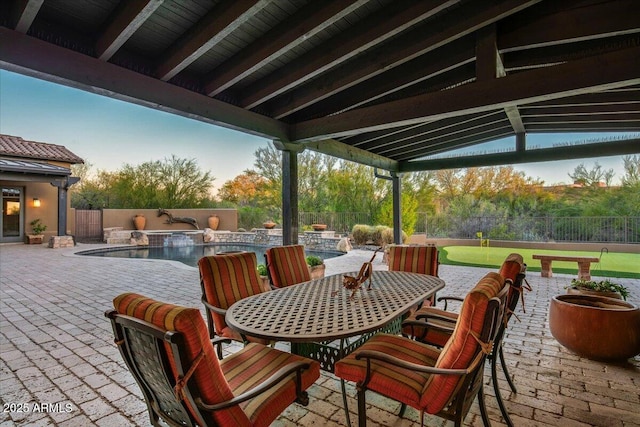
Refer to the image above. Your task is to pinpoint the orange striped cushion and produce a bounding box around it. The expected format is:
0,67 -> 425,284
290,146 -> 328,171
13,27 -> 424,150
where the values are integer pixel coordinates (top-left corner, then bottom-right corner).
420,272 -> 505,412
113,293 -> 250,426
221,343 -> 320,426
499,253 -> 524,284
333,333 -> 441,408
198,252 -> 264,334
266,245 -> 311,288
388,245 -> 439,276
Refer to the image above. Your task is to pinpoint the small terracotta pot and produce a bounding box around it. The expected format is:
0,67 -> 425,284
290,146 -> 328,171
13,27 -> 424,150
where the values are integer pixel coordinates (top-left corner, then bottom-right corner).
312,224 -> 327,231
549,294 -> 640,361
263,221 -> 276,229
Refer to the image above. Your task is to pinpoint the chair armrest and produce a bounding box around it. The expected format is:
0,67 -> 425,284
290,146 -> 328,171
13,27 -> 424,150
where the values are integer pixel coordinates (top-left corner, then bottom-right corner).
437,296 -> 464,311
201,297 -> 227,317
211,336 -> 231,354
195,360 -> 312,411
415,311 -> 458,324
402,319 -> 455,337
356,349 -> 483,377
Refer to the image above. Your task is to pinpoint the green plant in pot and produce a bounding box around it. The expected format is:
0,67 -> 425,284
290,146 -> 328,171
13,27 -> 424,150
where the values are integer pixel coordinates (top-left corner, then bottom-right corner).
566,278 -> 629,301
26,219 -> 47,244
257,263 -> 270,291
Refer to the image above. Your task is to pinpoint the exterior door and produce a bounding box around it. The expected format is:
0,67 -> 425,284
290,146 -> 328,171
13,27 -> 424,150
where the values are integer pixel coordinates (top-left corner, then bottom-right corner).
1,187 -> 24,242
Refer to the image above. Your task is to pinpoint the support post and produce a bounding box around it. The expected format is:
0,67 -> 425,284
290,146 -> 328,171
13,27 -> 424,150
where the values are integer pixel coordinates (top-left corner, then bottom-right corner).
274,141 -> 304,246
50,176 -> 80,236
392,172 -> 402,244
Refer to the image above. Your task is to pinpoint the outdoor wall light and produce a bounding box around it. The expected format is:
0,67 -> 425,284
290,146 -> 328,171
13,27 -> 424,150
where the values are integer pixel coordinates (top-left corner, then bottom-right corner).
33,198 -> 41,207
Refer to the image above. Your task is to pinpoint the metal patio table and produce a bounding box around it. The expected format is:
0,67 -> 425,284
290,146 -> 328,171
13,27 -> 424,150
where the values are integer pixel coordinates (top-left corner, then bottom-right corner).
226,270 -> 445,425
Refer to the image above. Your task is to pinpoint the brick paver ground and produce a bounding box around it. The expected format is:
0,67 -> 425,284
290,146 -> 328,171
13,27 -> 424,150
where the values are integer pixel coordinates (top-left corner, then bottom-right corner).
0,243 -> 638,426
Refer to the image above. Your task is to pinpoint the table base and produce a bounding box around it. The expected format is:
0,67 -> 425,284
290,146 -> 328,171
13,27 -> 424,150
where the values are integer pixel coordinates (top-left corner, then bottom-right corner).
291,317 -> 402,373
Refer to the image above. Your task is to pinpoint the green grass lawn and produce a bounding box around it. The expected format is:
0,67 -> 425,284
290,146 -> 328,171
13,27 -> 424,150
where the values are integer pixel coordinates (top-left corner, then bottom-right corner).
439,246 -> 640,279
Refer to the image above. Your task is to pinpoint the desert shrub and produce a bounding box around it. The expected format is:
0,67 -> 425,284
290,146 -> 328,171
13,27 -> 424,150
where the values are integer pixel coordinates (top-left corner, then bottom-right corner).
351,224 -> 370,245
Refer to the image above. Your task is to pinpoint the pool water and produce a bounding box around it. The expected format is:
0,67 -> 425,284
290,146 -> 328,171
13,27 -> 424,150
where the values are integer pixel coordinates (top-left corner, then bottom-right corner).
79,244 -> 343,268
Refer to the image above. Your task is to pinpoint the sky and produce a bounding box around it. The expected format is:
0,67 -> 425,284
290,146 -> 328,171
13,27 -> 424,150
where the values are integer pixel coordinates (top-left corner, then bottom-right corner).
0,70 -> 633,190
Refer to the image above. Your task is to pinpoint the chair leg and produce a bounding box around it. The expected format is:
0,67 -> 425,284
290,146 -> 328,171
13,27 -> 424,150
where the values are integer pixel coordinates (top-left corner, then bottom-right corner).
398,403 -> 407,418
478,384 -> 492,427
357,385 -> 367,427
341,379 -> 352,427
491,352 -> 514,427
499,345 -> 517,393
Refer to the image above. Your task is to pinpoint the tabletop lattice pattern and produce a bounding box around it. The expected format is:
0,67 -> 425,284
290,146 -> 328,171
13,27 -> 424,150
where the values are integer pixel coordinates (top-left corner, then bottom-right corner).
226,271 -> 444,342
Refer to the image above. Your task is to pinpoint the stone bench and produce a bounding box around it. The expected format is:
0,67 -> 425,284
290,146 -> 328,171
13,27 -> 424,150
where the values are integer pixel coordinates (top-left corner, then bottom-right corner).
532,254 -> 600,280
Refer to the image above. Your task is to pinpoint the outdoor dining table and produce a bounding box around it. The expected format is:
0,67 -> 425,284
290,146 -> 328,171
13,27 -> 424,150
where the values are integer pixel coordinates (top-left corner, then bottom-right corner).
225,270 -> 445,372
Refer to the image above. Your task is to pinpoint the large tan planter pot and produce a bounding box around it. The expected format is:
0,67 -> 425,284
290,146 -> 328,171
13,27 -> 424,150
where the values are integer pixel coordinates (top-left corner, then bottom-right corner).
549,294 -> 640,361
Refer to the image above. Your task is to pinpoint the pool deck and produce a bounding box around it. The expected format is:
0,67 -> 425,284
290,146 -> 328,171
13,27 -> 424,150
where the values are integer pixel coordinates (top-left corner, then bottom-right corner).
1,242 -> 639,426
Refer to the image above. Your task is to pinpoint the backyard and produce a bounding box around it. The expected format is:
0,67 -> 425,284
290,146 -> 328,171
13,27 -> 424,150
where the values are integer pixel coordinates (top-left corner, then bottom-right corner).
441,246 -> 640,279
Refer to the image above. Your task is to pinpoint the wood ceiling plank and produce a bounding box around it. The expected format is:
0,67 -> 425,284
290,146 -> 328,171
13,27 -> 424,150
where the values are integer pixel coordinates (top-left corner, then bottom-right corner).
155,0 -> 270,81
11,0 -> 43,34
291,46 -> 640,142
239,0 -> 460,109
203,0 -> 367,97
96,0 -> 163,61
304,138 -> 398,171
269,0 -> 541,119
499,0 -> 640,52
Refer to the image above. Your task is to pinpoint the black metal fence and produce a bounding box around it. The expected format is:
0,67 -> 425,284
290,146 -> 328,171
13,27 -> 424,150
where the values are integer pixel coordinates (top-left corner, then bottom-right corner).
416,214 -> 640,244
299,212 -> 640,243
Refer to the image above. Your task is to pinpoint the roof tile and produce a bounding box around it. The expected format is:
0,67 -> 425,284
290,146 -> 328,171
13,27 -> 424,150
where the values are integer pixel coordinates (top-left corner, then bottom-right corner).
0,134 -> 84,164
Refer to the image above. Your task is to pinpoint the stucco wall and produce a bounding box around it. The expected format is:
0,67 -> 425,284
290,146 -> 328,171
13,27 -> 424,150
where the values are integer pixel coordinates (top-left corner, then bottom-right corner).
102,208 -> 238,231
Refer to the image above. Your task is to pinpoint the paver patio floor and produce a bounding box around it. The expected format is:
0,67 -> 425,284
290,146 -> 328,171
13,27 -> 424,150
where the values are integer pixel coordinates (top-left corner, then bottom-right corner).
1,243 -> 638,426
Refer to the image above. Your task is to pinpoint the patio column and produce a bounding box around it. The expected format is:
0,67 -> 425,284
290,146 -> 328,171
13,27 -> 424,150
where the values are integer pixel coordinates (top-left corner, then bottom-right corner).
274,141 -> 305,245
51,176 -> 79,236
391,172 -> 402,244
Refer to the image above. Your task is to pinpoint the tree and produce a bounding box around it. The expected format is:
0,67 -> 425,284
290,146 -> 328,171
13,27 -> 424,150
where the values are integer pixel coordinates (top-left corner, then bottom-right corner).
621,155 -> 640,187
217,170 -> 268,206
568,162 -> 615,187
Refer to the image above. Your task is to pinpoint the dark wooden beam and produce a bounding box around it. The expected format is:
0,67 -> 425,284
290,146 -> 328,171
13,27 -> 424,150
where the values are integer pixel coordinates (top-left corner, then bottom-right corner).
269,0 -> 541,119
523,113 -> 640,124
10,0 -> 43,33
0,28 -> 289,141
284,37 -> 476,122
203,0 -> 366,97
399,138 -> 640,172
525,90 -> 640,108
96,0 -> 163,61
155,0 -> 269,81
357,112 -> 506,152
291,46 -> 640,141
524,123 -> 640,132
239,0 -> 460,109
499,0 -> 640,52
521,103 -> 640,116
304,139 -> 398,172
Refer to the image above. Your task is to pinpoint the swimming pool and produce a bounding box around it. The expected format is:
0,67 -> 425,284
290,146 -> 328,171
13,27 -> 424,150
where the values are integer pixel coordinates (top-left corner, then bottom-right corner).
78,244 -> 343,268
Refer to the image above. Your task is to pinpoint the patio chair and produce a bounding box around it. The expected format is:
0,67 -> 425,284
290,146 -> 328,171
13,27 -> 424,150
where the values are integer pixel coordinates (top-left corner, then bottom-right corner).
106,293 -> 320,427
387,244 -> 440,307
334,272 -> 508,427
265,244 -> 311,288
198,252 -> 271,358
402,253 -> 527,427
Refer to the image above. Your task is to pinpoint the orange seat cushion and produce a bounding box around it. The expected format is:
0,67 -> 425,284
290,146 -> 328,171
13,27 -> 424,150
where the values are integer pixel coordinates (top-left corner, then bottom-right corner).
113,292 -> 249,426
114,293 -> 320,427
198,252 -> 265,334
266,245 -> 311,288
387,245 -> 439,276
335,272 -> 505,414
